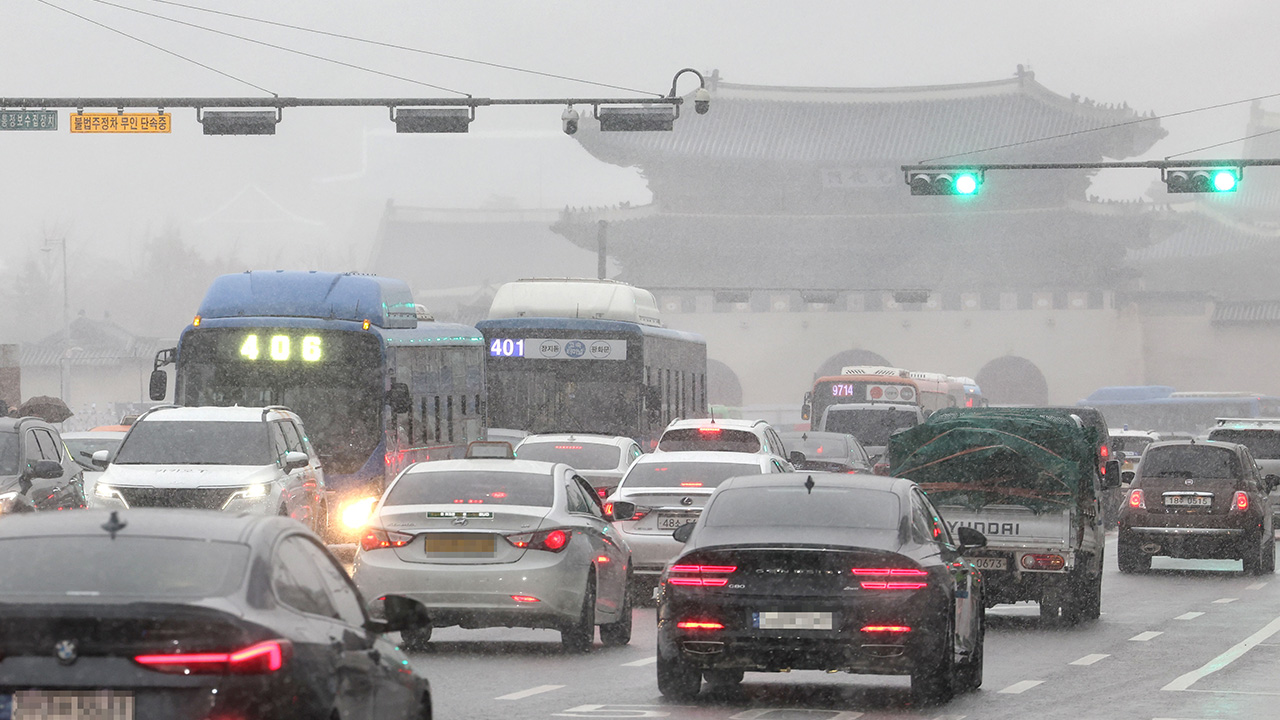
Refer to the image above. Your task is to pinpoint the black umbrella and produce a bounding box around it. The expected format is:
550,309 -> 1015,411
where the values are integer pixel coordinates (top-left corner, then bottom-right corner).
18,395 -> 73,423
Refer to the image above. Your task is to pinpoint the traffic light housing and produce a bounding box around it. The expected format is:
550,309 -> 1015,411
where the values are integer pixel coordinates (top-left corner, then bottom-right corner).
908,171 -> 982,196
1165,168 -> 1239,193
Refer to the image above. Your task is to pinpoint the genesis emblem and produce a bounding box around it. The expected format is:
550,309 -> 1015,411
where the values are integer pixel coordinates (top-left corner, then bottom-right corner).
54,639 -> 78,665
452,517 -> 469,526
680,497 -> 694,506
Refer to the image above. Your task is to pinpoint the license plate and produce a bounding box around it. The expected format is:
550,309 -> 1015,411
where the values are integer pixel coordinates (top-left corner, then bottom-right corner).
1164,495 -> 1212,507
753,611 -> 833,631
425,534 -> 495,556
2,690 -> 134,720
657,514 -> 696,530
970,557 -> 1008,571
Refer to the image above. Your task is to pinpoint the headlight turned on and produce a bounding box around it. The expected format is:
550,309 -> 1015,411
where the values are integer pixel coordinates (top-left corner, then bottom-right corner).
342,496 -> 379,529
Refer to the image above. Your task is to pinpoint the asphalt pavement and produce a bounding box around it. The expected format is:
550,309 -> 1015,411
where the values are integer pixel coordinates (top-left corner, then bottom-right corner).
402,532 -> 1280,720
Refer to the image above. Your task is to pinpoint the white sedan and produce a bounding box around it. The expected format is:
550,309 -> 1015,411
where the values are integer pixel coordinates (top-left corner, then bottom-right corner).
352,458 -> 632,652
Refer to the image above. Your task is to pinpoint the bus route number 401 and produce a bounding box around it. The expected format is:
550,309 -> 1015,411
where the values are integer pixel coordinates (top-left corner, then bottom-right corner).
240,334 -> 323,362
489,338 -> 526,358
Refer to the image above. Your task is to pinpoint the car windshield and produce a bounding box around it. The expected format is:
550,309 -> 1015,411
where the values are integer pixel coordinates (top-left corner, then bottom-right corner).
658,428 -> 761,453
384,470 -> 554,507
1140,445 -> 1242,479
62,436 -> 124,471
622,461 -> 762,489
0,537 -> 248,598
516,441 -> 622,470
112,421 -> 272,465
0,433 -> 17,476
1208,429 -> 1280,459
1115,436 -> 1155,455
703,486 -> 900,529
822,408 -> 919,446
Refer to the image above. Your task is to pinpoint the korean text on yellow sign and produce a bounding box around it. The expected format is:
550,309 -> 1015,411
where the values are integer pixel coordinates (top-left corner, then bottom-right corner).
69,113 -> 171,133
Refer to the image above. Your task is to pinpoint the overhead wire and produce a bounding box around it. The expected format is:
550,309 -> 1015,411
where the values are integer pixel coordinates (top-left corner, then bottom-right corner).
78,0 -> 470,96
137,0 -> 663,97
32,0 -> 276,95
1165,127 -> 1280,160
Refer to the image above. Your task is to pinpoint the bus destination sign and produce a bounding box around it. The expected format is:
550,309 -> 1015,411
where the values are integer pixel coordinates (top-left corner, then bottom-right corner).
489,338 -> 627,361
70,113 -> 171,134
0,110 -> 57,131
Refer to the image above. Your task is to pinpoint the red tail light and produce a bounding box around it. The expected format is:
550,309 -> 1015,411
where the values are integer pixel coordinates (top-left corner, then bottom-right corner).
851,567 -> 928,590
596,487 -> 608,499
1128,489 -> 1145,510
505,528 -> 571,552
668,564 -> 737,586
1234,491 -> 1249,512
676,620 -> 724,630
361,528 -> 412,552
698,427 -> 722,434
135,640 -> 290,674
861,625 -> 912,633
511,595 -> 540,603
1019,553 -> 1066,571
1100,445 -> 1110,459
603,502 -> 651,521
873,462 -> 890,476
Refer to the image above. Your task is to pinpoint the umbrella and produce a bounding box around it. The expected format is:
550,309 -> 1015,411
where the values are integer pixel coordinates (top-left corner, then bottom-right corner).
18,395 -> 73,423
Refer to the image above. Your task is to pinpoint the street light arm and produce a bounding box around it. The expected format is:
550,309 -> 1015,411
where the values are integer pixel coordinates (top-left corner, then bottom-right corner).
669,68 -> 710,114
668,68 -> 706,98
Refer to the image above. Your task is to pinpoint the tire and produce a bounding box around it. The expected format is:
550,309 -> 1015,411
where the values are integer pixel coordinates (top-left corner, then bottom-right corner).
599,574 -> 633,647
1265,536 -> 1276,574
1084,568 -> 1103,620
910,620 -> 956,706
656,646 -> 702,699
1243,530 -> 1266,575
561,576 -> 596,653
400,625 -> 433,652
953,609 -> 984,693
1117,535 -> 1151,574
703,668 -> 744,687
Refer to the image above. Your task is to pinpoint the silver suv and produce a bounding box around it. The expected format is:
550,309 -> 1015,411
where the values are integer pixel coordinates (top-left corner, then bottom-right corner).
656,417 -> 790,461
92,405 -> 327,533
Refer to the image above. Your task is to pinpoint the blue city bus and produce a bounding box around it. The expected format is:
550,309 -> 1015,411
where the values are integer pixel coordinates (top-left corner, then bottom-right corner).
150,271 -> 486,540
1080,386 -> 1280,434
475,317 -> 707,446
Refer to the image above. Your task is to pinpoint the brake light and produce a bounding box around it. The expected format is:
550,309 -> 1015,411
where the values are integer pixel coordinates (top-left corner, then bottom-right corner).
861,625 -> 912,633
668,564 -> 737,586
505,528 -> 571,552
554,445 -> 584,450
852,567 -> 928,590
851,568 -> 928,576
698,427 -> 722,434
603,503 -> 650,521
1128,489 -> 1145,509
1234,491 -> 1249,512
511,595 -> 540,603
360,528 -> 412,552
1100,445 -> 1110,459
596,487 -> 608,499
135,640 -> 290,674
676,620 -> 724,630
1019,553 -> 1066,571
679,482 -> 703,487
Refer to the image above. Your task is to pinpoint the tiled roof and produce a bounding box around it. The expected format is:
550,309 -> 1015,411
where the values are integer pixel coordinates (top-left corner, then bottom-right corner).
574,72 -> 1165,166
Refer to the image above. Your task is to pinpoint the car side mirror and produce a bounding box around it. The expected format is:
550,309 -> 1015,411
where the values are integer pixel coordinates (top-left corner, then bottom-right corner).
148,369 -> 167,401
672,522 -> 696,543
29,459 -> 63,480
387,383 -> 412,415
367,594 -> 431,635
1266,475 -> 1280,493
956,526 -> 987,551
1102,460 -> 1122,490
606,500 -> 636,522
91,449 -> 111,469
282,450 -> 309,472
789,451 -> 806,466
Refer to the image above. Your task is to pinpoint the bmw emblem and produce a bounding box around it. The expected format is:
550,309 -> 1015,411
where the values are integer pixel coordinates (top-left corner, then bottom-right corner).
54,639 -> 78,665
680,497 -> 694,506
452,517 -> 469,526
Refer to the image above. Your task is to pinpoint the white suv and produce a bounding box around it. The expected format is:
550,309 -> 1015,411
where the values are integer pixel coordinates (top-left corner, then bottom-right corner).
514,433 -> 643,499
656,418 -> 791,461
91,406 -> 327,532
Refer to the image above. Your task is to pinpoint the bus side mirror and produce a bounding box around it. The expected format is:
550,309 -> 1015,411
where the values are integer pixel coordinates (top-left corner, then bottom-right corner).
388,383 -> 412,415
148,370 -> 167,401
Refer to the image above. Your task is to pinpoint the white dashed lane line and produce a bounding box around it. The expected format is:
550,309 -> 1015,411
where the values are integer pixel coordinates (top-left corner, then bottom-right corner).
1213,598 -> 1238,604
1163,614 -> 1280,692
1175,611 -> 1205,620
496,684 -> 565,700
1069,653 -> 1109,666
621,656 -> 657,667
997,680 -> 1044,694
1131,631 -> 1164,641
1247,581 -> 1268,590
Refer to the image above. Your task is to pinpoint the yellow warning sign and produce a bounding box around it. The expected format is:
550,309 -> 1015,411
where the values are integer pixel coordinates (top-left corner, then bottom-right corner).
69,113 -> 171,133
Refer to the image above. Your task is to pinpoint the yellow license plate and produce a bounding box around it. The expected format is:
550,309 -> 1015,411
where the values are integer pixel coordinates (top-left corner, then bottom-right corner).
425,534 -> 495,555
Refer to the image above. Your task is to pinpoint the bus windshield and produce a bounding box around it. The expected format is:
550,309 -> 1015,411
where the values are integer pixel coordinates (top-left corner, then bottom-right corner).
177,328 -> 384,475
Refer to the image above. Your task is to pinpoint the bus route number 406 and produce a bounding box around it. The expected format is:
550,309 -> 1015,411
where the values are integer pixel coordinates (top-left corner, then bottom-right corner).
240,334 -> 323,362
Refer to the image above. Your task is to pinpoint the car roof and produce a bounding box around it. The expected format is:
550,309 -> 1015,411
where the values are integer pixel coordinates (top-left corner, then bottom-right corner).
138,406 -> 296,423
400,458 -> 566,475
518,434 -> 633,447
0,416 -> 55,433
631,450 -> 771,466
1145,439 -> 1242,452
664,417 -> 770,431
0,508 -> 287,543
717,471 -> 913,495
779,431 -> 852,441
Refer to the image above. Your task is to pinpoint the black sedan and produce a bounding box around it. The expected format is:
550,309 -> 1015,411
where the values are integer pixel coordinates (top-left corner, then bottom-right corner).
0,509 -> 432,719
654,473 -> 987,705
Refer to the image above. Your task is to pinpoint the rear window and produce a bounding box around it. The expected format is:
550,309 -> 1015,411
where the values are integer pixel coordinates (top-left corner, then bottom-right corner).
1114,436 -> 1155,456
622,461 -> 762,489
1140,445 -> 1242,479
704,486 -> 900,529
0,537 -> 248,598
658,428 -> 761,453
63,436 -> 124,471
114,421 -> 272,466
781,435 -> 852,462
822,409 -> 919,446
384,470 -> 554,507
1208,429 -> 1280,460
516,442 -> 621,470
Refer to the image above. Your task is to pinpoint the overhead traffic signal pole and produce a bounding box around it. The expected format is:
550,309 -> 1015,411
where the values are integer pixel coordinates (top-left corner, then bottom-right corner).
903,159 -> 1280,195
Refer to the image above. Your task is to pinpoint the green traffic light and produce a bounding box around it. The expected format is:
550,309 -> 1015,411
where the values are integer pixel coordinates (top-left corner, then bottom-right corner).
954,173 -> 979,195
1211,169 -> 1238,192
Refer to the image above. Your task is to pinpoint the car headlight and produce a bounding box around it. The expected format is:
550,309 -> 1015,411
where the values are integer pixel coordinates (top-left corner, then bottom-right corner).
226,483 -> 272,504
95,483 -> 121,500
0,491 -> 18,513
341,496 -> 379,529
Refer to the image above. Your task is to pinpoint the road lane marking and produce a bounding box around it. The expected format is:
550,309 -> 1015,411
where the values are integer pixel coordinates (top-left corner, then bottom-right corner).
1175,611 -> 1204,620
997,680 -> 1043,694
1069,653 -> 1109,666
1247,581 -> 1268,590
730,711 -> 863,720
1213,598 -> 1238,604
1162,613 -> 1280,691
497,684 -> 565,700
1131,631 -> 1164,641
621,656 -> 657,666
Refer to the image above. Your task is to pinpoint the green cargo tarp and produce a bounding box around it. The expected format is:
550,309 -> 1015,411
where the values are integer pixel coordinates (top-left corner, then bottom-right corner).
887,407 -> 1101,513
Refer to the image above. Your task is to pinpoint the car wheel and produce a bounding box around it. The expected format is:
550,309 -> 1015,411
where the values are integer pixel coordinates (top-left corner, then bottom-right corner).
1243,529 -> 1266,575
1117,534 -> 1150,574
1265,535 -> 1276,574
400,625 -> 433,652
953,608 -> 984,693
599,573 -> 633,647
910,619 -> 956,706
656,646 -> 702,699
703,668 -> 744,687
561,576 -> 596,653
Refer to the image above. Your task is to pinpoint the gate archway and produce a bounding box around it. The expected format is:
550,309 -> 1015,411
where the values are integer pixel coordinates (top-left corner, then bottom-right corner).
975,355 -> 1049,406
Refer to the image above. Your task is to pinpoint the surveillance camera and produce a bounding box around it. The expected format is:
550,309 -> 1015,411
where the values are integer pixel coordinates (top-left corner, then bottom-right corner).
694,88 -> 710,115
561,106 -> 580,135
